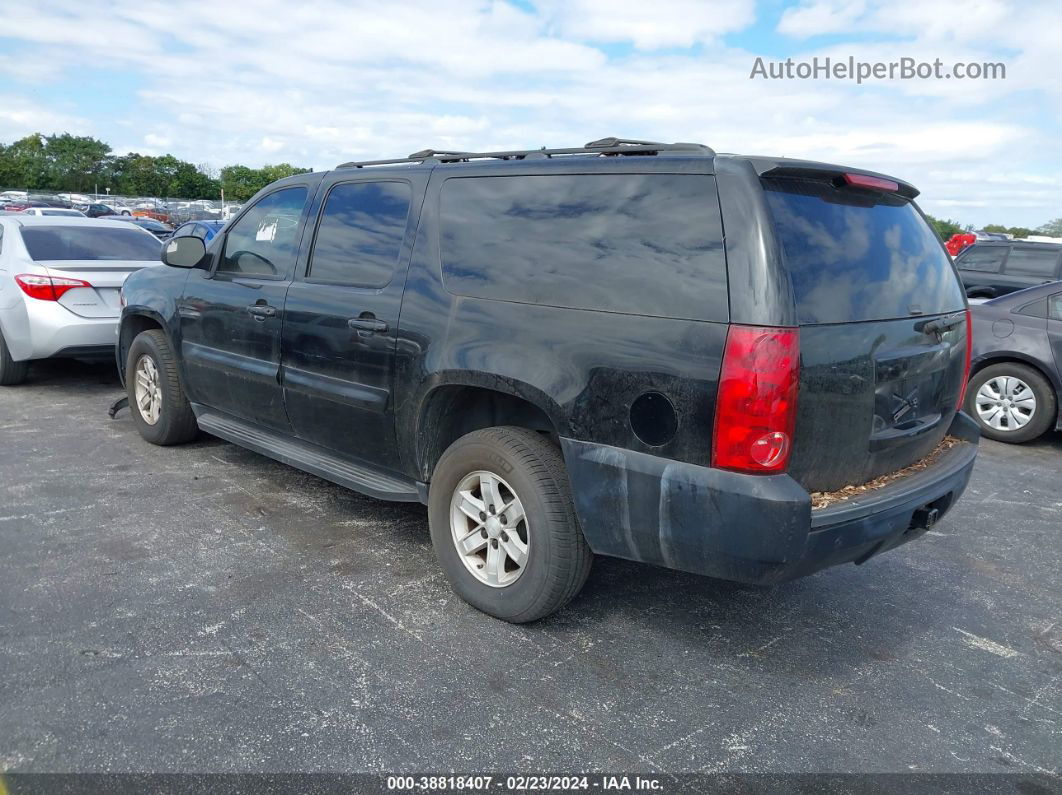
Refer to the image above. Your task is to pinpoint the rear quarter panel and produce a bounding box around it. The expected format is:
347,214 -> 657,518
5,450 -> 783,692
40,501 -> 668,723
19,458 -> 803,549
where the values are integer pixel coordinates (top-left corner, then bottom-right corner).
392,161 -> 728,479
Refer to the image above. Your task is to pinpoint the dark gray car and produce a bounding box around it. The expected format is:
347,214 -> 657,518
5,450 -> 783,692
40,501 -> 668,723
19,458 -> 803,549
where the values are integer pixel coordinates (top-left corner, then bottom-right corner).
967,281 -> 1062,442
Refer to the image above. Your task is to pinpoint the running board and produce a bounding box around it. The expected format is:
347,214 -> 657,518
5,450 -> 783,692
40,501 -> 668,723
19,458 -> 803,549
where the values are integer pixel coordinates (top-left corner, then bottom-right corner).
196,410 -> 421,502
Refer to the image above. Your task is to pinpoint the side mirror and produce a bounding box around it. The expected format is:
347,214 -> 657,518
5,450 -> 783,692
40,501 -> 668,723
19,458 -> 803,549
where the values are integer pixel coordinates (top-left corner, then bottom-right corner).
161,235 -> 207,269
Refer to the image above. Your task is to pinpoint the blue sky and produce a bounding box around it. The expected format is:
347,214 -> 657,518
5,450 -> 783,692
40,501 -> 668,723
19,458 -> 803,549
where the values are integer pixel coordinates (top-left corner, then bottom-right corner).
1,0 -> 1059,228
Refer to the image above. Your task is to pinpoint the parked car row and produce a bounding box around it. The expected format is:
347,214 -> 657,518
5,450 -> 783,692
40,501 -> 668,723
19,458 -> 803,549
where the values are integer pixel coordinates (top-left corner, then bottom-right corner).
0,139 -> 1051,623
0,192 -> 242,225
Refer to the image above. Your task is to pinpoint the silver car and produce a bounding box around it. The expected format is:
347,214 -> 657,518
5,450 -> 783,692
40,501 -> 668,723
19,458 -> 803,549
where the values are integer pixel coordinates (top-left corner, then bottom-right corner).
0,216 -> 162,385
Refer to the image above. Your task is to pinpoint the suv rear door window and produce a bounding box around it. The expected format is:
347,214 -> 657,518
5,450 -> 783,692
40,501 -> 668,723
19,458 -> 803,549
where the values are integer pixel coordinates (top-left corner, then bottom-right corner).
957,246 -> 1007,272
762,177 -> 966,324
1003,248 -> 1061,278
308,181 -> 411,287
439,173 -> 726,321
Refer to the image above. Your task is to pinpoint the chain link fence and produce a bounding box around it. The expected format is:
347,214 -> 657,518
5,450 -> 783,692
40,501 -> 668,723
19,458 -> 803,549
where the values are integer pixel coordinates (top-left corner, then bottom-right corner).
0,188 -> 243,225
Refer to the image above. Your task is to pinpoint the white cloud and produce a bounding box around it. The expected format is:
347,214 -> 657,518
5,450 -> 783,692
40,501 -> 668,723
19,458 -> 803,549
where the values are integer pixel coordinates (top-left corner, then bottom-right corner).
0,0 -> 1059,226
538,0 -> 757,49
0,96 -> 88,142
778,0 -> 868,37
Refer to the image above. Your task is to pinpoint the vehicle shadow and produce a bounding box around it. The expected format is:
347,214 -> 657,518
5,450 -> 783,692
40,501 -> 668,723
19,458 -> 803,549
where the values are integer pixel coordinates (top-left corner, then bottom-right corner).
181,429 -> 960,678
20,357 -> 121,388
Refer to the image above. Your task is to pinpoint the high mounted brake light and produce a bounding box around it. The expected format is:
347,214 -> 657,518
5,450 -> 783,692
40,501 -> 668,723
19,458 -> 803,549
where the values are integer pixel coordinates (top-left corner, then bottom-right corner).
15,273 -> 93,301
842,173 -> 900,193
713,325 -> 800,474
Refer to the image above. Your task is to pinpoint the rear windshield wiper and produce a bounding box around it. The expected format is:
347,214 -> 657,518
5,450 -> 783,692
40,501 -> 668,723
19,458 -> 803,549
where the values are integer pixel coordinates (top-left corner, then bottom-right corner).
915,312 -> 966,336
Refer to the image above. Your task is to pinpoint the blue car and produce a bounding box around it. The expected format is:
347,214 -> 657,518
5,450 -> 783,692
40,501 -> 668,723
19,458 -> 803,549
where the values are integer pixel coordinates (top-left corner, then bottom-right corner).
171,220 -> 226,243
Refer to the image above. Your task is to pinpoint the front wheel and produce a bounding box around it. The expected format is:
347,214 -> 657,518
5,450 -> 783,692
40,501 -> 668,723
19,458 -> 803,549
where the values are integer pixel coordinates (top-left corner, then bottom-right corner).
428,427 -> 592,623
965,363 -> 1056,443
126,329 -> 198,445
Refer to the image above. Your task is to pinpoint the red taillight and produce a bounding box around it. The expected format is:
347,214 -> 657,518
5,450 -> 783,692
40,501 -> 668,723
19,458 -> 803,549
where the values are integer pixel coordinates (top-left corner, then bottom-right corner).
957,309 -> 972,410
15,274 -> 92,301
842,172 -> 899,193
713,325 -> 800,474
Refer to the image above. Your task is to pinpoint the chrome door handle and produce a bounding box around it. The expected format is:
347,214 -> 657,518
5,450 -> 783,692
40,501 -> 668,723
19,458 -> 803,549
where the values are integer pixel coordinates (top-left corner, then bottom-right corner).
348,317 -> 388,333
247,304 -> 277,319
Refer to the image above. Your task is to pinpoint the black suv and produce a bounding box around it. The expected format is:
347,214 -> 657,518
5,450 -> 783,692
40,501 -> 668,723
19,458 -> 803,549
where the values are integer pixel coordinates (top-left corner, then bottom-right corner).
956,240 -> 1062,298
117,138 -> 979,622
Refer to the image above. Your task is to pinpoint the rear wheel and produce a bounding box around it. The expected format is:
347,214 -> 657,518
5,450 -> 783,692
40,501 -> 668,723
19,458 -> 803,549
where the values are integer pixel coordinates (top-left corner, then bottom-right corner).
966,362 -> 1056,443
0,328 -> 29,386
126,329 -> 198,445
428,427 -> 592,623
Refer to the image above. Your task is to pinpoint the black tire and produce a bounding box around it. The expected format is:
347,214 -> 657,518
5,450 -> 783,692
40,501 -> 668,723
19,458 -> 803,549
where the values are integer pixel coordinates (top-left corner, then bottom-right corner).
126,329 -> 198,445
965,362 -> 1056,443
428,427 -> 592,623
0,327 -> 29,386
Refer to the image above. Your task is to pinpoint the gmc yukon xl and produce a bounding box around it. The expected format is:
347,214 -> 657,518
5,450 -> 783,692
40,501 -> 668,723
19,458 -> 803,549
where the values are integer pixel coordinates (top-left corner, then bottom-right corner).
116,138 -> 979,622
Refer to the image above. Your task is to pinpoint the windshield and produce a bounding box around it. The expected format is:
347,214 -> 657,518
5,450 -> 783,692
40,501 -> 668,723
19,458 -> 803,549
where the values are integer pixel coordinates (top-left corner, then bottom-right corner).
762,176 -> 966,324
20,225 -> 162,261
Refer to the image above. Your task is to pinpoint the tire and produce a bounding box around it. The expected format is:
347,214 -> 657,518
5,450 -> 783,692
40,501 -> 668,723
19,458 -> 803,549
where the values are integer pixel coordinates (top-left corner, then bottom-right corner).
126,329 -> 198,445
0,327 -> 29,386
428,426 -> 592,623
965,362 -> 1056,443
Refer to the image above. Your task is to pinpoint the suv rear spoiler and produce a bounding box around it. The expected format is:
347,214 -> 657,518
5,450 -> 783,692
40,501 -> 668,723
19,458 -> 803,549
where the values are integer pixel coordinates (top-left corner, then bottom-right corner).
750,159 -> 919,199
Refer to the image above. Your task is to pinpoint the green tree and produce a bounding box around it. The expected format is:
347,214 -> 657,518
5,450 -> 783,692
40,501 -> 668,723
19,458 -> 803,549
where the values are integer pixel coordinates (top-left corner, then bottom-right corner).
41,133 -> 111,192
984,223 -> 1036,239
1,131 -> 304,200
924,214 -> 966,240
0,134 -> 49,190
220,163 -> 311,202
1037,217 -> 1062,237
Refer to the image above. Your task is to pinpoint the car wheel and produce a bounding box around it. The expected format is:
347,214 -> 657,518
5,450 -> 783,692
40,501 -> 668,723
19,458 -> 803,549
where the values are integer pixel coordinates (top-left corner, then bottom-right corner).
0,327 -> 30,386
126,329 -> 198,445
121,210 -> 131,216
428,426 -> 592,623
966,363 -> 1056,443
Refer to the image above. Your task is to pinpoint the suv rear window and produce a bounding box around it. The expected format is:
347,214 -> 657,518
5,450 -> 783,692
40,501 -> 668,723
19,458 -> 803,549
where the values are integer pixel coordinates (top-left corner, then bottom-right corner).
762,177 -> 966,324
1004,248 -> 1060,278
439,174 -> 727,321
20,225 -> 161,261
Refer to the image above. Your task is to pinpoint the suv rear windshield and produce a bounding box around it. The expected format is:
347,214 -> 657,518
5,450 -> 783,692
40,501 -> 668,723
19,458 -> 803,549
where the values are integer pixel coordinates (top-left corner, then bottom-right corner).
762,177 -> 965,324
21,225 -> 161,261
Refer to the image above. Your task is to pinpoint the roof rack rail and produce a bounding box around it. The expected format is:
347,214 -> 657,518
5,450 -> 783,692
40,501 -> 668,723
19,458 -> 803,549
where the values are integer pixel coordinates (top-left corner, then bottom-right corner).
335,137 -> 713,169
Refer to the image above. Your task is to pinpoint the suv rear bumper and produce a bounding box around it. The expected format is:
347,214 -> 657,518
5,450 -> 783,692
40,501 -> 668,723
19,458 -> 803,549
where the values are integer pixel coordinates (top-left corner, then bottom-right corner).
561,413 -> 979,584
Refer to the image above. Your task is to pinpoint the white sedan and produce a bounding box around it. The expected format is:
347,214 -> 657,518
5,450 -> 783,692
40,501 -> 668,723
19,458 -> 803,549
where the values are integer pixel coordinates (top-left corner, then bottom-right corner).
20,207 -> 86,217
0,217 -> 162,385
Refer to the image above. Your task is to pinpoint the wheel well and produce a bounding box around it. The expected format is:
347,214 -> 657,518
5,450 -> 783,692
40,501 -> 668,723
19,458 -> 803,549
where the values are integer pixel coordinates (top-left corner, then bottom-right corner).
969,355 -> 1053,384
119,314 -> 163,366
417,386 -> 557,480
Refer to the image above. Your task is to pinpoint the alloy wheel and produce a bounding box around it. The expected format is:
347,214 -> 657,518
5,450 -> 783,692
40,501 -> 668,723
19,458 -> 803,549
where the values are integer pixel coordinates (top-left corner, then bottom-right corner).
449,470 -> 529,588
134,354 -> 162,425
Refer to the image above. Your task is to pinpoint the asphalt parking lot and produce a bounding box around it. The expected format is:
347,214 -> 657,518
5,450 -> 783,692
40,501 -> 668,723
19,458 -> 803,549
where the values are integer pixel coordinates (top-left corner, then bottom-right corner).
1,360 -> 1060,776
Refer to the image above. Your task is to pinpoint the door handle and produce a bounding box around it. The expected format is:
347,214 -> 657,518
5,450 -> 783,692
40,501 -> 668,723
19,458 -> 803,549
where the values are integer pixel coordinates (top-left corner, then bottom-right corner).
348,316 -> 388,333
247,303 -> 277,320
